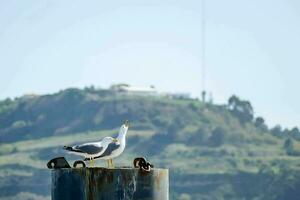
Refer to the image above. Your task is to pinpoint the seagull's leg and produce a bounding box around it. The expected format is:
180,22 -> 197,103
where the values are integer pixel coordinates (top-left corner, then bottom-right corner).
111,159 -> 115,168
109,159 -> 114,168
109,159 -> 113,168
107,159 -> 113,168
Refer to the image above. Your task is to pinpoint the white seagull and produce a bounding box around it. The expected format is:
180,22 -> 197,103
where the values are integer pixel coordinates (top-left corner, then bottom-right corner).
63,137 -> 117,166
63,121 -> 129,168
85,121 -> 129,168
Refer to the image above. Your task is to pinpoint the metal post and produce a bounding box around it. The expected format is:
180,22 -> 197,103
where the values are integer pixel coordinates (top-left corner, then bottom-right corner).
51,168 -> 169,200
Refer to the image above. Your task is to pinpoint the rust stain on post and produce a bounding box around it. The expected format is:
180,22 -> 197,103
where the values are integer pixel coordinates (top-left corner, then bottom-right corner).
52,167 -> 169,200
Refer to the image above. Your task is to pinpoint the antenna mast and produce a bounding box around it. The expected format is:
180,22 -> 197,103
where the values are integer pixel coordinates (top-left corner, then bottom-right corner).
201,0 -> 206,102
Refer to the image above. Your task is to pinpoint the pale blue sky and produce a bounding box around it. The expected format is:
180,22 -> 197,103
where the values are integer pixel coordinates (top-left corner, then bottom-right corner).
0,0 -> 299,128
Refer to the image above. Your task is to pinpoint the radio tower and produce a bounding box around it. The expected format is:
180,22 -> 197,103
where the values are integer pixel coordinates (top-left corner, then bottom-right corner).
201,0 -> 206,103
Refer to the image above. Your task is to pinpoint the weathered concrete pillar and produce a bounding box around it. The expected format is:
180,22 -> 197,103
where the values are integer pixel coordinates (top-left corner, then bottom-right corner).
51,167 -> 169,200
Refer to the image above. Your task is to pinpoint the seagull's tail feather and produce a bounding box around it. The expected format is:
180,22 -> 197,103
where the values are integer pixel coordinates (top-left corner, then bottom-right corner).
63,145 -> 84,153
63,146 -> 73,151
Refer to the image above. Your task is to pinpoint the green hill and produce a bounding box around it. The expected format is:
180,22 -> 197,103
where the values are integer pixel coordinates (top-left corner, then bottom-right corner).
1,87 -> 300,200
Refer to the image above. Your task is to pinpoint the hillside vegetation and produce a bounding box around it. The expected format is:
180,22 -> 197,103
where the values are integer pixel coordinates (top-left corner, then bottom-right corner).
0,87 -> 300,200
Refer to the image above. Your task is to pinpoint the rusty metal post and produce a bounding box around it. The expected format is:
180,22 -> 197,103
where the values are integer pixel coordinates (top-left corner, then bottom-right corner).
51,168 -> 169,200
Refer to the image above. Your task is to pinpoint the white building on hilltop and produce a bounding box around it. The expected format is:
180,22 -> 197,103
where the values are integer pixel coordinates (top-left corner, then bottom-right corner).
110,84 -> 157,96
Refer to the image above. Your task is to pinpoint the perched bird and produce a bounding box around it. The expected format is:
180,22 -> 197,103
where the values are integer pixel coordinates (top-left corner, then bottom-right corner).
63,136 -> 118,166
84,121 -> 130,168
64,121 -> 130,168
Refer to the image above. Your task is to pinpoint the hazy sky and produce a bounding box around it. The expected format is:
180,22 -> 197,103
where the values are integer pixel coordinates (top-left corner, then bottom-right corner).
0,0 -> 299,128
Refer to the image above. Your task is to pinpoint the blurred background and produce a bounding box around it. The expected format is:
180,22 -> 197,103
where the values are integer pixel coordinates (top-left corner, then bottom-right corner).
1,0 -> 300,199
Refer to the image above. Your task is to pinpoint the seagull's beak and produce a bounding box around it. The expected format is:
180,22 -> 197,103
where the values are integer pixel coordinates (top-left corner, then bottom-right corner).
124,120 -> 130,128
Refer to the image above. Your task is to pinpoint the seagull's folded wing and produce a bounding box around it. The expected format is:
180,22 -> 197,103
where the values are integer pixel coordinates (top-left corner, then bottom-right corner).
74,143 -> 103,155
94,142 -> 121,159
